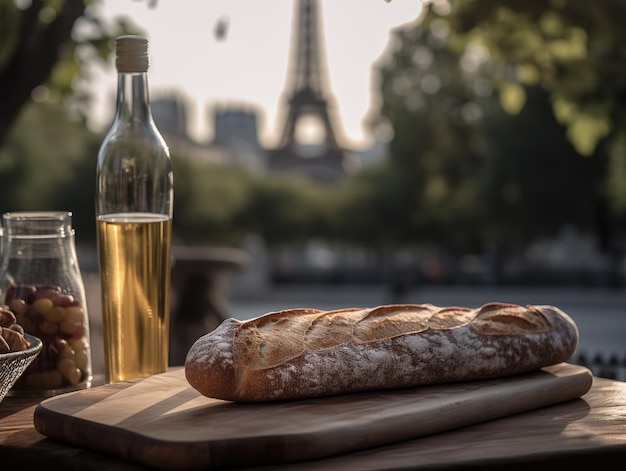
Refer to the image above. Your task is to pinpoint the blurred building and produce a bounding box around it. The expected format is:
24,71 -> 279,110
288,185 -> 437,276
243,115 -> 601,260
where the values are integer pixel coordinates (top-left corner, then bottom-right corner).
152,95 -> 266,171
212,106 -> 267,173
152,95 -> 228,165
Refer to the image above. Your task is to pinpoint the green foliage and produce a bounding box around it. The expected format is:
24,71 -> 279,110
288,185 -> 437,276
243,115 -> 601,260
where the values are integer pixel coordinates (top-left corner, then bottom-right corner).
0,1 -> 21,66
56,7 -> 140,121
236,172 -> 337,247
332,163 -> 411,248
0,0 -> 141,145
171,160 -> 253,245
371,0 -> 626,256
451,0 -> 626,166
374,11 -> 488,250
0,99 -> 101,245
478,86 -> 604,244
607,134 -> 626,216
0,0 -> 150,245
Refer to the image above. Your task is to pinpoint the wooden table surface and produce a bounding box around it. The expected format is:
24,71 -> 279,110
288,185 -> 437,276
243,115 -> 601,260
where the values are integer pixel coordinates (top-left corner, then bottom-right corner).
1,374 -> 625,470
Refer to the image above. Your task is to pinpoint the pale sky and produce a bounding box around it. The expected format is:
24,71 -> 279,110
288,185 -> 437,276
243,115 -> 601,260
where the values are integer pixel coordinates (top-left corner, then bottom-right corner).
88,0 -> 423,150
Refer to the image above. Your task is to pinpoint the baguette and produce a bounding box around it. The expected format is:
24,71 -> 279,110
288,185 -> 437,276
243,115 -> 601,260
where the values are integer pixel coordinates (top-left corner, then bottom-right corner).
184,302 -> 579,402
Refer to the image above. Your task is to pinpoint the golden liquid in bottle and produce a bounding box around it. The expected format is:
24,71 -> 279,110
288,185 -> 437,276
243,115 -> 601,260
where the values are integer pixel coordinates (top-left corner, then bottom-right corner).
96,213 -> 172,383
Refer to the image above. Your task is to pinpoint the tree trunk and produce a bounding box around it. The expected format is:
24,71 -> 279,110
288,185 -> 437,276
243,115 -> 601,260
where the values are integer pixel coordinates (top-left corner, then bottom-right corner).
0,0 -> 85,146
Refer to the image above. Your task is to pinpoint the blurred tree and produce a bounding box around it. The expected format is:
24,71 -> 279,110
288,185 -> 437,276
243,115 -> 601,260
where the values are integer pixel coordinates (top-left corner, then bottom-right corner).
236,173 -> 335,247
448,0 -> 626,216
375,10 -> 486,253
478,85 -> 606,267
172,161 -> 252,246
368,0 -> 626,286
334,162 -> 411,250
0,0 -> 137,147
0,99 -> 101,244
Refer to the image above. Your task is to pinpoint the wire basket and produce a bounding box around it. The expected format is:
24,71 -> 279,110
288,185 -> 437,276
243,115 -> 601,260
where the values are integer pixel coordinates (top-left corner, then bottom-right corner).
0,334 -> 43,404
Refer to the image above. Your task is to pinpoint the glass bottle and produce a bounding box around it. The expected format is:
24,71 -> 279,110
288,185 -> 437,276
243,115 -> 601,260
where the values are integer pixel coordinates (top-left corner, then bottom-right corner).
95,35 -> 174,383
0,211 -> 92,396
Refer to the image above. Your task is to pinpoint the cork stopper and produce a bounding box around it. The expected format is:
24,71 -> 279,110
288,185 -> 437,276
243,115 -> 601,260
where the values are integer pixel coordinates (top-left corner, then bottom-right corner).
116,35 -> 149,73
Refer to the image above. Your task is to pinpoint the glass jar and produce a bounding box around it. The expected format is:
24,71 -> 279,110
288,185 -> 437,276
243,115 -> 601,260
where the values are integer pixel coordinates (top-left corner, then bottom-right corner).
0,211 -> 92,396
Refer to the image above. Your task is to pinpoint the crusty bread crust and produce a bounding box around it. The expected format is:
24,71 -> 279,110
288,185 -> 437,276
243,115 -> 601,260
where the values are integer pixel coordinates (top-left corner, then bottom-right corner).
184,302 -> 579,402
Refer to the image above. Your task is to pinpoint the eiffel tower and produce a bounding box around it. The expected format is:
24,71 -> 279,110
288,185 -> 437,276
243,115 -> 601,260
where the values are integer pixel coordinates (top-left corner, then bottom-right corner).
267,0 -> 355,182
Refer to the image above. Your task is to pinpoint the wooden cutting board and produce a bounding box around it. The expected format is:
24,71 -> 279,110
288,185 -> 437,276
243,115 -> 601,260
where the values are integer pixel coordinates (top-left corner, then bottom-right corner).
34,363 -> 592,470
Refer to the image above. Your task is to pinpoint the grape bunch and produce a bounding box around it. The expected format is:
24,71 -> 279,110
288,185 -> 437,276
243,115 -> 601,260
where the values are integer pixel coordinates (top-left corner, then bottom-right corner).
6,284 -> 90,391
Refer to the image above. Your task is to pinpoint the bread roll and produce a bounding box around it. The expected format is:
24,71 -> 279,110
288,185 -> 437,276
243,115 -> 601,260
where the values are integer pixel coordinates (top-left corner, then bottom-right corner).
184,302 -> 579,402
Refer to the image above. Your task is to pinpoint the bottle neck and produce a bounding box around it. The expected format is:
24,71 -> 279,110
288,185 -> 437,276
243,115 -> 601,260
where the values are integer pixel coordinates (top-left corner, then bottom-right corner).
114,71 -> 152,123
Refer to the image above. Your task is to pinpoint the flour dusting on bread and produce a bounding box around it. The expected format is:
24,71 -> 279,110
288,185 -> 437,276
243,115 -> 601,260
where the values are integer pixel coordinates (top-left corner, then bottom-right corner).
185,302 -> 579,402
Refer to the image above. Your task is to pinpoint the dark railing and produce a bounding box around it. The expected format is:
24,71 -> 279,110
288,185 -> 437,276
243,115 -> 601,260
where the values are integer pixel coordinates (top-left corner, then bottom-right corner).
571,351 -> 626,382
